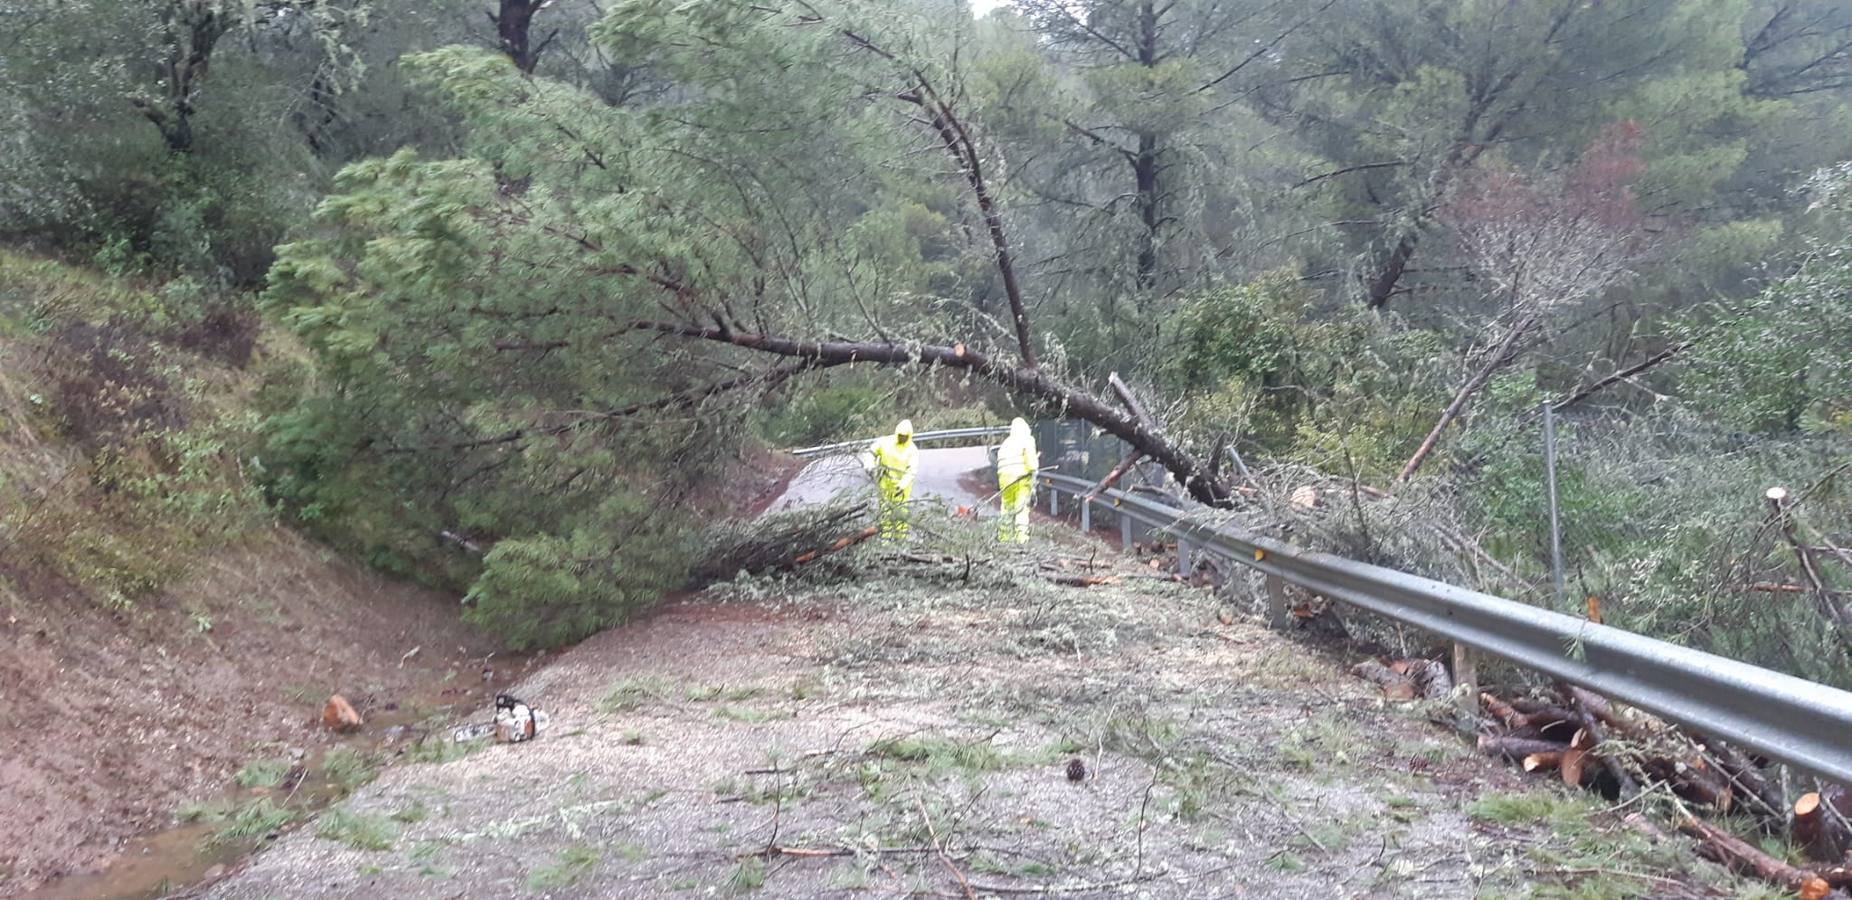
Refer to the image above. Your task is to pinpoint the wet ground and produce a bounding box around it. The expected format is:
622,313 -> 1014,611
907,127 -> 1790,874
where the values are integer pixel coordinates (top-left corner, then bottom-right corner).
764,447 -> 994,514
193,520 -> 1747,899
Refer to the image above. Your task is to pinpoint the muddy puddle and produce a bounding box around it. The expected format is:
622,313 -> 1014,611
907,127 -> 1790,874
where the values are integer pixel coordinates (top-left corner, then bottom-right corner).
17,662 -> 543,900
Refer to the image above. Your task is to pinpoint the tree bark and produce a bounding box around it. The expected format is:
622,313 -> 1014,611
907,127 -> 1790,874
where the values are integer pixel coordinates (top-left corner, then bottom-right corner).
490,0 -> 558,74
623,321 -> 1231,506
135,0 -> 232,153
1680,815 -> 1825,891
1477,734 -> 1570,762
1134,131 -> 1161,291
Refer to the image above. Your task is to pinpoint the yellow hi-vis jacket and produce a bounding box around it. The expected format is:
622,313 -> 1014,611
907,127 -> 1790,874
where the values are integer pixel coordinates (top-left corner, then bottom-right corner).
864,432 -> 918,494
996,419 -> 1038,489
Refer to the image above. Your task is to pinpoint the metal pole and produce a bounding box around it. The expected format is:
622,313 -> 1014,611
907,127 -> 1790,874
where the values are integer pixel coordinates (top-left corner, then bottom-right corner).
1543,403 -> 1566,606
1080,497 -> 1091,531
1265,573 -> 1289,630
1049,484 -> 1059,516
1120,510 -> 1133,549
1177,539 -> 1192,576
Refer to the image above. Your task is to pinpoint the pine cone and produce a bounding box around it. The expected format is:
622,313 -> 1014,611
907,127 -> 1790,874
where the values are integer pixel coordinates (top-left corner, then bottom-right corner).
1065,758 -> 1087,783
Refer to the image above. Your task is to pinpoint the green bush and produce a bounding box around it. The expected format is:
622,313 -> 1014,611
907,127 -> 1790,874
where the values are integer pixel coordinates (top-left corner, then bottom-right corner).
758,381 -> 891,447
463,492 -> 692,650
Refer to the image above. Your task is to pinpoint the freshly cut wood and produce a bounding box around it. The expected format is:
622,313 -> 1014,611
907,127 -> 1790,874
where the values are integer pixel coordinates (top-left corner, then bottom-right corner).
1561,685 -> 1640,798
1561,745 -> 1588,787
1482,693 -> 1523,728
792,526 -> 880,565
1485,694 -> 1577,734
1559,684 -> 1630,733
1680,815 -> 1820,890
1795,789 -> 1852,862
1478,734 -> 1570,762
1523,751 -> 1563,773
1816,865 -> 1852,889
1799,793 -> 1828,855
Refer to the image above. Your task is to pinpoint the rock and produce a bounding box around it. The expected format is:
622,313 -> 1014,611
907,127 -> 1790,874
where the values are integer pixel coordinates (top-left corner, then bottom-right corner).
321,695 -> 363,733
203,865 -> 227,881
1289,485 -> 1319,511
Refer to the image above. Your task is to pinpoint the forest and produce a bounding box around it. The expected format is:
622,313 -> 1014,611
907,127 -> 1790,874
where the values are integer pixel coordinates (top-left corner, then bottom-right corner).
3,0 -> 1851,685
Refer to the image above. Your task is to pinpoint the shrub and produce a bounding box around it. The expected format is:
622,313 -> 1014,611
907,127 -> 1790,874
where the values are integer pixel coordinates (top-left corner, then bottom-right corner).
463,492 -> 692,650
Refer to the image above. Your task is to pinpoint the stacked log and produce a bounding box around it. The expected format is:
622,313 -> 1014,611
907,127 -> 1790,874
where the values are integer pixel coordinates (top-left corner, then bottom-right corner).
1351,661 -> 1852,898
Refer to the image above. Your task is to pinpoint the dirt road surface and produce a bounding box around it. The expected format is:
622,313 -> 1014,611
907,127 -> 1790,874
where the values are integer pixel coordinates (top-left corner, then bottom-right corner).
199,521 -> 1740,899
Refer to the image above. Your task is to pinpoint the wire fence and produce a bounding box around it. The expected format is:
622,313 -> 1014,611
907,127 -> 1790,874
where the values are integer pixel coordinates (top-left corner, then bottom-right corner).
1483,405 -> 1852,688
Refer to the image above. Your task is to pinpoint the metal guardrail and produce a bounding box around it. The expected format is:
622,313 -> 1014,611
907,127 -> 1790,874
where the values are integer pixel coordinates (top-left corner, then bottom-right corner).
1036,471 -> 1852,785
789,426 -> 1011,458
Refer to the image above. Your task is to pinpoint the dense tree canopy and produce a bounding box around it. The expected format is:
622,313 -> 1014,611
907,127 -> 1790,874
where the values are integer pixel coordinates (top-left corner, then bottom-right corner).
4,0 -> 1850,669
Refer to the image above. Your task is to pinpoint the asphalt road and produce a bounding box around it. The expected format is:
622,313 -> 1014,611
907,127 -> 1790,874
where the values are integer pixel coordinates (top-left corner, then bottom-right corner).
764,446 -> 995,515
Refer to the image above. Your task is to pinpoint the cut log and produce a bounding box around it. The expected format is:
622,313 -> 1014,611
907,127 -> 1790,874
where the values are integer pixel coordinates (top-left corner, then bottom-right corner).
1482,693 -> 1523,728
792,525 -> 880,565
1561,684 -> 1640,799
1523,751 -> 1563,773
1645,757 -> 1734,812
1478,734 -> 1570,762
1700,737 -> 1786,825
1817,865 -> 1852,889
1559,684 -> 1631,733
1680,815 -> 1820,890
1561,745 -> 1588,788
1796,789 -> 1852,862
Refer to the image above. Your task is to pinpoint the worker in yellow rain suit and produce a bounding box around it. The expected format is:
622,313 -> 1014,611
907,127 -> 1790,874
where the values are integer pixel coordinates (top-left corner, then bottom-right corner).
860,419 -> 919,540
996,418 -> 1039,543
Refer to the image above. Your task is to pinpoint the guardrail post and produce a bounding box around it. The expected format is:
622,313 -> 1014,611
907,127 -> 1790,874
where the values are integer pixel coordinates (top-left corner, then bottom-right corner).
1080,497 -> 1091,531
1265,573 -> 1289,629
1049,485 -> 1059,516
1453,642 -> 1479,714
1177,538 -> 1192,577
1120,511 -> 1133,549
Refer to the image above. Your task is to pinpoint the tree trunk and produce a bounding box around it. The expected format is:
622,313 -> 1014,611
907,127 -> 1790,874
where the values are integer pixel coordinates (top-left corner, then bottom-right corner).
136,1 -> 230,154
1134,132 -> 1161,291
624,321 -> 1232,506
1131,0 -> 1162,293
492,0 -> 557,74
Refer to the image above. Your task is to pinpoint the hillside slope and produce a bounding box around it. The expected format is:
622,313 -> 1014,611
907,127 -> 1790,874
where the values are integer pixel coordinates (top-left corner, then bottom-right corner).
0,254 -> 503,894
